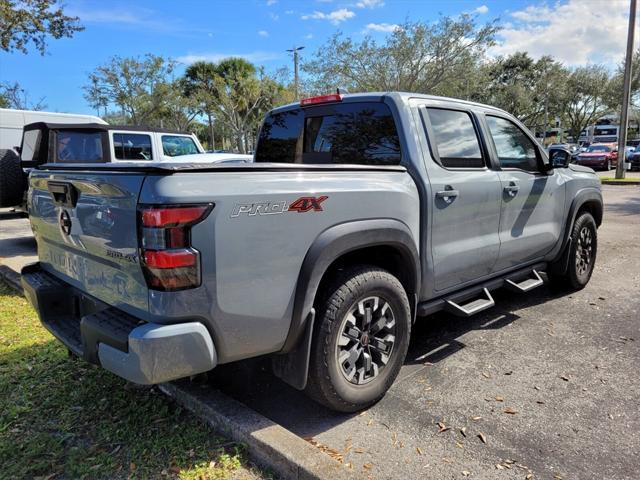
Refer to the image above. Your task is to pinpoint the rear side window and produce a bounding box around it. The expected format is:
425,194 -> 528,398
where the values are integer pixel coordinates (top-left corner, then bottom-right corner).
486,116 -> 539,172
55,131 -> 104,163
21,129 -> 42,161
162,135 -> 199,157
114,133 -> 153,160
255,102 -> 401,165
425,108 -> 484,168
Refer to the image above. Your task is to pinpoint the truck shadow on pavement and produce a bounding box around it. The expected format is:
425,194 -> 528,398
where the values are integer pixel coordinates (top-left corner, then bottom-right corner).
207,284 -> 569,439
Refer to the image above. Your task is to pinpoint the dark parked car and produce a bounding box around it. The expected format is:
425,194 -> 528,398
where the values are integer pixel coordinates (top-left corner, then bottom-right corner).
628,145 -> 640,171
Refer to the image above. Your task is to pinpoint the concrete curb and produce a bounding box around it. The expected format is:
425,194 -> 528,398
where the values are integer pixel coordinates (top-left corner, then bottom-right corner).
600,180 -> 640,185
0,264 -> 23,292
0,263 -> 356,480
160,382 -> 358,480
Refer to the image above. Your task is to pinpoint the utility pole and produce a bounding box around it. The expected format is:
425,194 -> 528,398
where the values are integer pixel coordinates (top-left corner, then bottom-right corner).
286,46 -> 305,99
617,0 -> 637,179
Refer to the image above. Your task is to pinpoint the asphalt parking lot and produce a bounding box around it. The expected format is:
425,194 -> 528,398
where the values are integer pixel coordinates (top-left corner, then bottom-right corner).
1,184 -> 639,480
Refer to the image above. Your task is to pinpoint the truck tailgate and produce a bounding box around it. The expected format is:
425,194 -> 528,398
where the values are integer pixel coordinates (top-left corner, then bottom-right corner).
28,170 -> 148,314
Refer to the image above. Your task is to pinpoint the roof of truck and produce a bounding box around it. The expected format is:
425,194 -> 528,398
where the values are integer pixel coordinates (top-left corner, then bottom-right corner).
270,92 -> 510,116
23,122 -> 191,135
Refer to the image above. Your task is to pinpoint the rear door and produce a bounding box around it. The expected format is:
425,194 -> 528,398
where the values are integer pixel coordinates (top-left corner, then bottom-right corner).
418,106 -> 502,291
29,169 -> 149,314
482,114 -> 566,271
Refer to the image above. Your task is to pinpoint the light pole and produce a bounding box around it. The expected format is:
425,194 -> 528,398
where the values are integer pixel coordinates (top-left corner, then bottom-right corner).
286,46 -> 305,99
616,0 -> 637,179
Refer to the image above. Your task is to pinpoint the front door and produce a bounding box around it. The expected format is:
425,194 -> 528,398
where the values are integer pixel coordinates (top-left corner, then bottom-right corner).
483,115 -> 566,271
420,107 -> 502,292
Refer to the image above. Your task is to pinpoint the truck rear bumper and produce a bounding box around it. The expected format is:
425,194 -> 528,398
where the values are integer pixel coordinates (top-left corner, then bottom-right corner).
21,263 -> 217,384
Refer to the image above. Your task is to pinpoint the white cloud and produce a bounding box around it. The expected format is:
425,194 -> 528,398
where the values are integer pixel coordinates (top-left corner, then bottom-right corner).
285,9 -> 294,14
305,33 -> 314,39
177,51 -> 282,65
258,30 -> 269,37
269,12 -> 279,21
301,8 -> 355,24
473,5 -> 489,14
364,22 -> 399,33
266,0 -> 277,5
491,0 -> 631,66
356,0 -> 384,8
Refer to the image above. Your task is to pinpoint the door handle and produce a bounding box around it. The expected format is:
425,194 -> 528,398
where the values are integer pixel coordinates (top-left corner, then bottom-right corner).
503,182 -> 519,197
435,187 -> 459,203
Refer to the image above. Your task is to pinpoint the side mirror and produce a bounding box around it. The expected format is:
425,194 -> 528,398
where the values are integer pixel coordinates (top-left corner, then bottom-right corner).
549,148 -> 570,168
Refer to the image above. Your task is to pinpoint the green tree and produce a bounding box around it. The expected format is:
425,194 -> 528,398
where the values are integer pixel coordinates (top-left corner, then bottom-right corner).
483,52 -> 568,136
183,61 -> 220,149
561,65 -> 612,141
0,0 -> 83,55
303,15 -> 498,95
183,58 -> 290,153
84,55 -> 177,126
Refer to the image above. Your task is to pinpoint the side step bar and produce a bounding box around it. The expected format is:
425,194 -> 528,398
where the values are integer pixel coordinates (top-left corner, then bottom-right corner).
445,288 -> 495,317
505,269 -> 544,293
417,262 -> 548,318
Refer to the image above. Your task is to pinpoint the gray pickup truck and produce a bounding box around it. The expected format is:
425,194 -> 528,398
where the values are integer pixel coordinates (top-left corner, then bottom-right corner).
21,92 -> 602,412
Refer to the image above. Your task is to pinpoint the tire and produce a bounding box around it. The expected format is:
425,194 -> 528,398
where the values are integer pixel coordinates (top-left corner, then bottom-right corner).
0,149 -> 26,207
305,266 -> 411,412
549,212 -> 597,290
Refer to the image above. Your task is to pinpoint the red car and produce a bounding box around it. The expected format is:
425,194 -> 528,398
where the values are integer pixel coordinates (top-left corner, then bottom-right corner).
576,143 -> 618,170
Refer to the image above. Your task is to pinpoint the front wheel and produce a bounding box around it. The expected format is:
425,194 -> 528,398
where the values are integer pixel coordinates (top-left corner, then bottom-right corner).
549,212 -> 598,290
305,266 -> 411,412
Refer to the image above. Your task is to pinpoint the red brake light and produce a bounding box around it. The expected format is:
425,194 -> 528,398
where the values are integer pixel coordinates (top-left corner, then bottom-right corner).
300,94 -> 343,106
142,205 -> 212,228
144,249 -> 197,269
139,203 -> 213,291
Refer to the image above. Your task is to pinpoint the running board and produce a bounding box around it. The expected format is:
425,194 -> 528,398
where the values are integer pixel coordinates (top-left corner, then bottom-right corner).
505,269 -> 544,293
445,288 -> 495,317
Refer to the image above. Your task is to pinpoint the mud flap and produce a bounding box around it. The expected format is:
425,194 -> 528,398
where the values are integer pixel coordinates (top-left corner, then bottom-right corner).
271,309 -> 315,391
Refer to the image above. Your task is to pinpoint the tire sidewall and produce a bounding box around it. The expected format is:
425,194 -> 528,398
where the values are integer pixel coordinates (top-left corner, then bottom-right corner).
569,213 -> 597,287
320,271 -> 411,407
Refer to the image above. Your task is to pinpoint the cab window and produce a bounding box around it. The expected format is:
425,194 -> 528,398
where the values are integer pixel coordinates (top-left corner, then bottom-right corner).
55,131 -> 104,163
162,135 -> 199,157
113,133 -> 153,160
486,116 -> 539,172
256,102 -> 401,165
425,108 -> 485,168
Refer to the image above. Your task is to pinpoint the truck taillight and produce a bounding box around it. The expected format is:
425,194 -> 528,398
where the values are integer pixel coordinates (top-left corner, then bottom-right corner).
138,204 -> 213,291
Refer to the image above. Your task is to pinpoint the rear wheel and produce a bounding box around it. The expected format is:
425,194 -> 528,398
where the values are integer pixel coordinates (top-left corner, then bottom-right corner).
305,266 -> 411,412
549,212 -> 597,290
0,149 -> 26,207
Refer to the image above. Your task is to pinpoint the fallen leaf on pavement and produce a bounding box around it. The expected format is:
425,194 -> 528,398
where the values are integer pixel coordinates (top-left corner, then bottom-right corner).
482,372 -> 491,378
478,433 -> 487,444
495,464 -> 504,470
536,400 -> 545,405
460,427 -> 467,437
526,475 -> 534,479
363,463 -> 373,470
471,416 -> 482,421
437,422 -> 450,433
462,470 -> 471,476
560,375 -> 570,381
456,441 -> 464,449
495,396 -> 504,402
504,371 -> 513,375
504,407 -> 518,415
416,447 -> 424,455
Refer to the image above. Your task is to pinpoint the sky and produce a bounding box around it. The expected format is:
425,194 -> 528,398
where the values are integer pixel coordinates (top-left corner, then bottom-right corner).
0,0 -> 636,115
